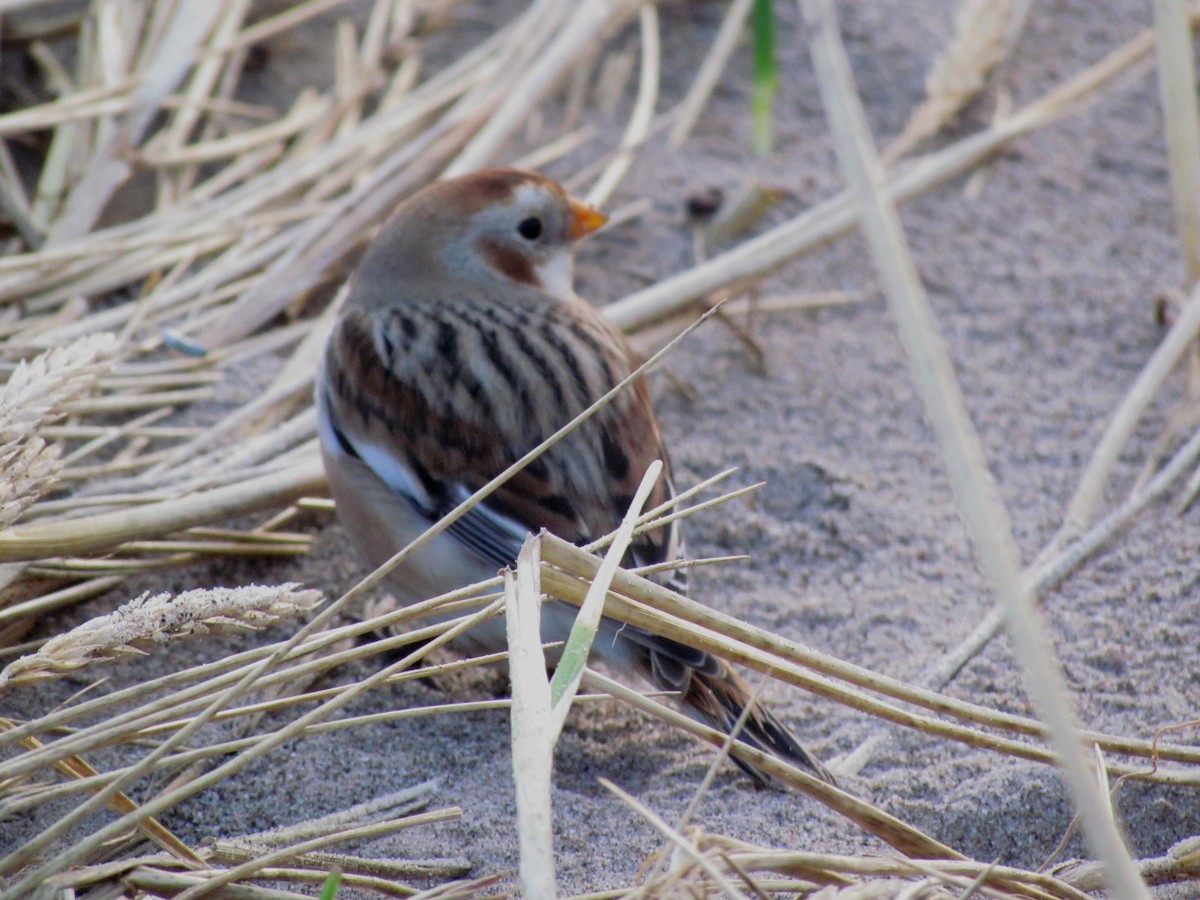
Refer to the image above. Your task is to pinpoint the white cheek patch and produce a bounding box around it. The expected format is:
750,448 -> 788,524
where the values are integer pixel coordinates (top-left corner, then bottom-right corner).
535,250 -> 574,299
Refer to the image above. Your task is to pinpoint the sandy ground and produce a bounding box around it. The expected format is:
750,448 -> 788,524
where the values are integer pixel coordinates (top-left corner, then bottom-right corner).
8,0 -> 1200,895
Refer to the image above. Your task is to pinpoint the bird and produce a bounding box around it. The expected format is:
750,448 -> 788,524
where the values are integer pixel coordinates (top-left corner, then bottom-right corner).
315,167 -> 832,787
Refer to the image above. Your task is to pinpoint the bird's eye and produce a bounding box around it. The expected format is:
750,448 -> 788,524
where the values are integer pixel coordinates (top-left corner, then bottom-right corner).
517,217 -> 543,240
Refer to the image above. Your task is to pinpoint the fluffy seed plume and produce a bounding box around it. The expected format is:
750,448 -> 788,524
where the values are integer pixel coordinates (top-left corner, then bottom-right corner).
0,333 -> 119,438
0,583 -> 323,689
0,333 -> 119,527
0,438 -> 62,529
884,0 -> 1031,163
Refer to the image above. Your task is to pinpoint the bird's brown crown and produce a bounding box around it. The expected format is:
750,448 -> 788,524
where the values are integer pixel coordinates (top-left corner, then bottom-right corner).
406,168 -> 568,222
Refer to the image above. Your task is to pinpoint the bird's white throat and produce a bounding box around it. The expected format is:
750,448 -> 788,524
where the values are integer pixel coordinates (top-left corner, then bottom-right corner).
534,251 -> 575,299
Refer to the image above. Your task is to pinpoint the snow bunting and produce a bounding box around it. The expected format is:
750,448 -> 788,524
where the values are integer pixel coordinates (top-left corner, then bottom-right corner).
316,168 -> 831,786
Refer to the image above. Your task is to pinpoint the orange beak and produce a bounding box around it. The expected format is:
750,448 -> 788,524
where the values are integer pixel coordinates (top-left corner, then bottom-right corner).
568,197 -> 608,239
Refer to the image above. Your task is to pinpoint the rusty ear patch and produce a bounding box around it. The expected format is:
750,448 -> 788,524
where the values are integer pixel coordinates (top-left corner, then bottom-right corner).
478,238 -> 542,288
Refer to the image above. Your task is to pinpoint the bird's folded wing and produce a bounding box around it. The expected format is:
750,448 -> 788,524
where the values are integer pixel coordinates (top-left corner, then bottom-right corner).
320,304 -> 705,672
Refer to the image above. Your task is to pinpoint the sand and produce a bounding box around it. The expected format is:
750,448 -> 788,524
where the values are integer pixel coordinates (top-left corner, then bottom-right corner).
6,0 -> 1200,896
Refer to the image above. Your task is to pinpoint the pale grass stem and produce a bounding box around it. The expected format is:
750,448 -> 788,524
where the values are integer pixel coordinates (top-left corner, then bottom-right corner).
668,0 -> 755,148
607,10 -> 1200,331
506,461 -> 663,897
541,535 -> 1200,775
799,1 -> 1148,895
4,2 -> 1200,896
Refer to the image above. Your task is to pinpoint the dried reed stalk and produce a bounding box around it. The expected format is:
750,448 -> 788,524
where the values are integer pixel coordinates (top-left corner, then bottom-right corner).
541,535 -> 1200,774
668,0 -> 755,148
507,463 -> 663,897
606,9 -> 1200,331
3,1 -> 1199,897
0,306 -> 716,897
799,1 -> 1147,896
0,0 -> 670,652
621,837 -> 1095,900
1152,0 -> 1200,290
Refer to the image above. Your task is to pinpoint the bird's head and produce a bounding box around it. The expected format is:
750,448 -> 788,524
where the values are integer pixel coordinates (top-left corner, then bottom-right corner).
359,168 -> 607,303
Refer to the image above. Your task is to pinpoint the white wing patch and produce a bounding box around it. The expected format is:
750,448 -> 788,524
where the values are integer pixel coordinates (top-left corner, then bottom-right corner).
316,377 -> 432,511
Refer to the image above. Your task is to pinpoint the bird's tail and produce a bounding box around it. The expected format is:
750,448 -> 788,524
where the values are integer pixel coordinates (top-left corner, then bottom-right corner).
680,660 -> 835,788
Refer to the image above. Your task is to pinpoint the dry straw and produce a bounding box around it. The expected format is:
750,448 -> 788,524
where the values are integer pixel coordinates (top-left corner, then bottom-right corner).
3,0 -> 1200,896
0,583 -> 322,689
0,333 -> 117,526
0,438 -> 61,531
884,0 -> 1032,163
799,1 -> 1147,896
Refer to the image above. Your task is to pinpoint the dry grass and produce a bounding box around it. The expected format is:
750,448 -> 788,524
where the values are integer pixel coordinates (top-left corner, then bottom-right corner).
0,583 -> 322,688
883,0 -> 1031,165
0,1 -> 1199,898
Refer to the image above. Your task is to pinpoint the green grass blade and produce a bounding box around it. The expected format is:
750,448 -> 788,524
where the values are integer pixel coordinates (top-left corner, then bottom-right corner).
752,0 -> 777,154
